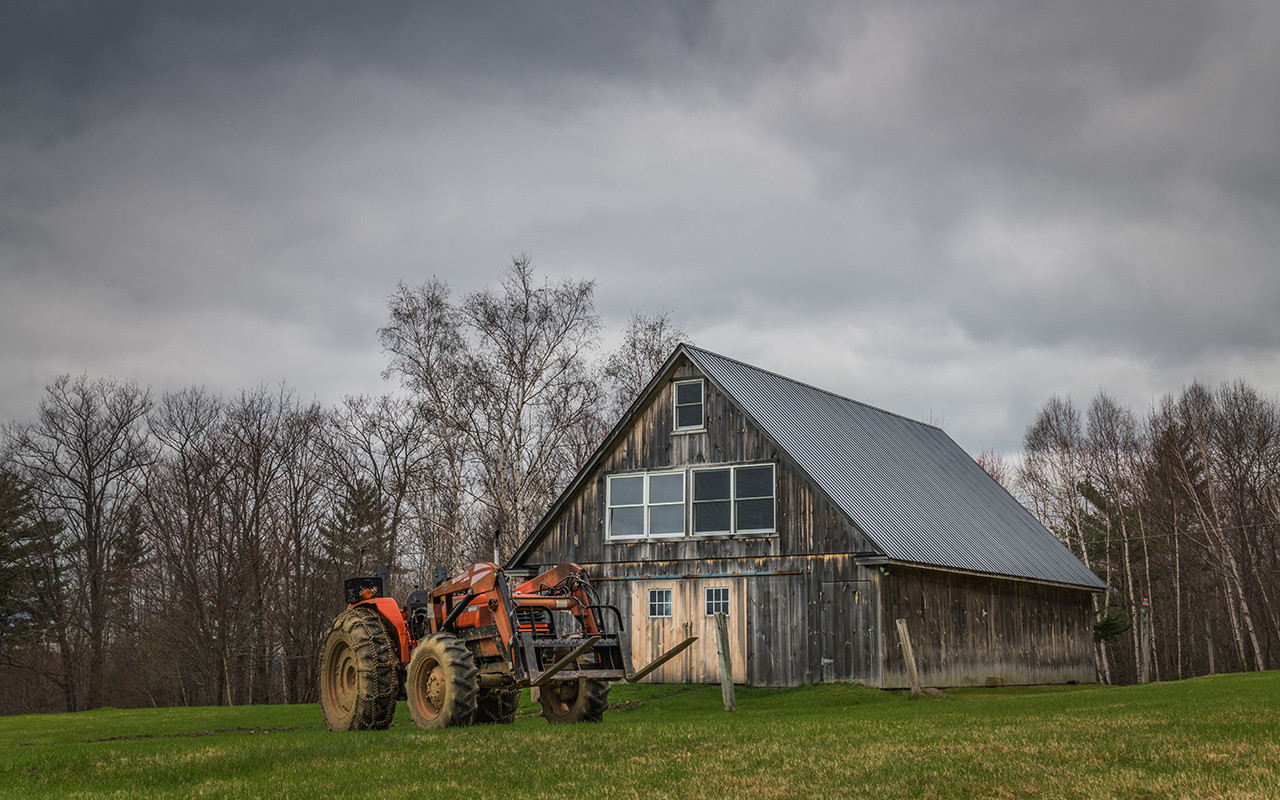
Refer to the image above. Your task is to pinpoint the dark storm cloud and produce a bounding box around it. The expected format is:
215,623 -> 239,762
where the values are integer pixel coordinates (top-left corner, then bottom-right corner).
1,2 -> 713,107
673,0 -> 1280,366
2,0 -> 1279,456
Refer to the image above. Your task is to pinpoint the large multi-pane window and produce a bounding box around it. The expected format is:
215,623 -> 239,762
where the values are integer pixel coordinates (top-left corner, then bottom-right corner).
606,471 -> 686,539
608,464 -> 775,540
692,464 -> 776,534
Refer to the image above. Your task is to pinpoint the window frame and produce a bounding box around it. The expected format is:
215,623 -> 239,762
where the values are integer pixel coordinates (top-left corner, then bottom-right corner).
605,471 -> 687,540
604,473 -> 645,540
691,467 -> 732,536
705,586 -> 731,617
648,588 -> 673,618
733,463 -> 777,534
690,463 -> 777,536
605,462 -> 777,542
645,470 -> 686,539
673,379 -> 705,431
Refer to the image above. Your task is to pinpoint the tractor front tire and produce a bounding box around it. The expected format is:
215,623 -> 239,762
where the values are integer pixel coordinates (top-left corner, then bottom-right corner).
473,689 -> 520,724
319,607 -> 400,731
538,678 -> 610,724
406,633 -> 479,729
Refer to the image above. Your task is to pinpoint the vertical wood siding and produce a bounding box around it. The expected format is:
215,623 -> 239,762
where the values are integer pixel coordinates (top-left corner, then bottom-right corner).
589,557 -> 874,687
879,566 -> 1095,688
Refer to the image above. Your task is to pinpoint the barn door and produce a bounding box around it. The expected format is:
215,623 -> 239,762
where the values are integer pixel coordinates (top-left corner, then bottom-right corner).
820,581 -> 841,682
630,578 -> 747,683
683,578 -> 747,683
821,579 -> 870,683
630,579 -> 690,683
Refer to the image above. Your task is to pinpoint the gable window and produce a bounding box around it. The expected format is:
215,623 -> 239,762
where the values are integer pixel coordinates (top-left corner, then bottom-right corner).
692,464 -> 776,535
674,380 -> 704,430
607,472 -> 685,539
649,589 -> 673,618
705,586 -> 730,616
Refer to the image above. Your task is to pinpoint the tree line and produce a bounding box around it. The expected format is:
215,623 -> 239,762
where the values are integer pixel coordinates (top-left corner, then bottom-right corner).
999,381 -> 1280,684
0,257 -> 685,714
4,256 -> 1274,713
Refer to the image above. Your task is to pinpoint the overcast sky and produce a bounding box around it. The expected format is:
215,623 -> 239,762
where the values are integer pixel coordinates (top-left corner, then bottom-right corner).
3,1 -> 1278,455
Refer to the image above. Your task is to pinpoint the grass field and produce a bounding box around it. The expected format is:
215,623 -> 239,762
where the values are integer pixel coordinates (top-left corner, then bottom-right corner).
2,672 -> 1278,799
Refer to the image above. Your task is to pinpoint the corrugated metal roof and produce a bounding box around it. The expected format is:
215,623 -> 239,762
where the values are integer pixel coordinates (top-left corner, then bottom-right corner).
686,345 -> 1105,590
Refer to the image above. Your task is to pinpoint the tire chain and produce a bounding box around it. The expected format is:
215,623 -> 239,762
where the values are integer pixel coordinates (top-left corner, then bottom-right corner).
346,607 -> 399,729
473,689 -> 519,724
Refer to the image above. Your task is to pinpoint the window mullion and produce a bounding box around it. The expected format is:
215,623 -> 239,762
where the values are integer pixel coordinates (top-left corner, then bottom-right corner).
732,465 -> 742,532
643,474 -> 650,538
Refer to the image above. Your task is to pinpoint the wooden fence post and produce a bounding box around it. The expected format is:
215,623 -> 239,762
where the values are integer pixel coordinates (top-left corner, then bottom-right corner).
895,618 -> 921,696
1139,603 -> 1151,684
1204,607 -> 1215,675
715,612 -> 736,711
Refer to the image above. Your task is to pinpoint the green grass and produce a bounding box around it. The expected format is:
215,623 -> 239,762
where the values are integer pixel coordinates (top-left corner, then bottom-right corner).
2,673 -> 1278,799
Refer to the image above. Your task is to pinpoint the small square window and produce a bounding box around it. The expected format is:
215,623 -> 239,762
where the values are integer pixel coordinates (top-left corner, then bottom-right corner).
649,589 -> 673,618
674,380 -> 704,430
705,586 -> 731,616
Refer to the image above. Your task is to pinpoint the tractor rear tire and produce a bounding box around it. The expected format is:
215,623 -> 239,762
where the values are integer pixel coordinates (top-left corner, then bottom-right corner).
319,607 -> 400,731
473,689 -> 520,724
406,633 -> 478,729
538,678 -> 610,723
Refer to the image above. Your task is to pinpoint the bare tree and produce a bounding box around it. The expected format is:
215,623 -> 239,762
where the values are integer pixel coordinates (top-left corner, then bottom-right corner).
143,387 -> 239,705
4,375 -> 153,710
1084,392 -> 1147,682
380,255 -> 601,561
1016,380 -> 1280,684
974,448 -> 1014,491
1177,383 -> 1268,671
602,310 -> 688,419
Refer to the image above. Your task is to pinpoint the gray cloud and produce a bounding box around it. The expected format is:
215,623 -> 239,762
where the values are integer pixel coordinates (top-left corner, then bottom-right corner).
2,0 -> 1278,455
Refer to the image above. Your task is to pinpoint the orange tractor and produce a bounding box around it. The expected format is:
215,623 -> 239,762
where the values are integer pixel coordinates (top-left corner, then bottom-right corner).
319,561 -> 696,730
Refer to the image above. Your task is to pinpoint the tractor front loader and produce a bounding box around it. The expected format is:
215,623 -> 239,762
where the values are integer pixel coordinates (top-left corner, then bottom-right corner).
319,561 -> 697,731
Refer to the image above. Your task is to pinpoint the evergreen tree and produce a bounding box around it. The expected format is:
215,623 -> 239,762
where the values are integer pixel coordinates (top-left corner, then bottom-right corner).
319,480 -> 391,578
0,470 -> 40,648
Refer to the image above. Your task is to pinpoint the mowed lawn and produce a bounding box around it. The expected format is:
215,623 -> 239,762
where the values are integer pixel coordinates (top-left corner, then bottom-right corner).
2,672 -> 1278,800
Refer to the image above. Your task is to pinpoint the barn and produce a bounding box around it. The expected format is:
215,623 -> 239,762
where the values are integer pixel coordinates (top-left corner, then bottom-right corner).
508,344 -> 1105,688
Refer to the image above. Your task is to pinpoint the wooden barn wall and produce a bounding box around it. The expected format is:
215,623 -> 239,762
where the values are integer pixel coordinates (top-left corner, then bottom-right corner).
879,567 -> 1095,688
588,555 -> 880,687
517,356 -> 883,686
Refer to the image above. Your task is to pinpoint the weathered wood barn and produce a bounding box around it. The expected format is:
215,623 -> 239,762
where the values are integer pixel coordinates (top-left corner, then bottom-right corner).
509,345 -> 1106,687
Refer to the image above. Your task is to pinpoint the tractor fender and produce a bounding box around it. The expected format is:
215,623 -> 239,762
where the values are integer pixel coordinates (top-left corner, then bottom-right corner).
352,597 -> 412,663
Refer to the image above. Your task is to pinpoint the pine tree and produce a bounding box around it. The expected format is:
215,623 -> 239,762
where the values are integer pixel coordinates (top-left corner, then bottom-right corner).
319,480 -> 391,579
0,470 -> 40,647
